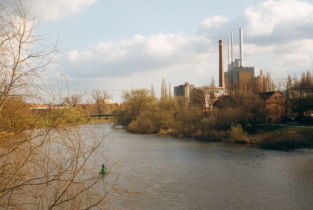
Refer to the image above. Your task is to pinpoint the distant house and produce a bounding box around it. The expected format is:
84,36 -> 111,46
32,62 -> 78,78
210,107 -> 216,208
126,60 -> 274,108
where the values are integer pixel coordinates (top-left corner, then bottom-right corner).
259,91 -> 286,122
30,104 -> 50,110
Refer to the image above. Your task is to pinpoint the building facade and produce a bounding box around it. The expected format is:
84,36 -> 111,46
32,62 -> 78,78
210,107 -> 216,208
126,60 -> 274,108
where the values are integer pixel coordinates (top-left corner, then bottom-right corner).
174,82 -> 195,102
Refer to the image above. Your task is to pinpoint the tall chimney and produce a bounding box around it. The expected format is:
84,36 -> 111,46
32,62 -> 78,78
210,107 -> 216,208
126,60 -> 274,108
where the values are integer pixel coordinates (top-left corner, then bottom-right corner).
239,28 -> 243,67
219,40 -> 225,88
231,32 -> 234,63
227,36 -> 231,65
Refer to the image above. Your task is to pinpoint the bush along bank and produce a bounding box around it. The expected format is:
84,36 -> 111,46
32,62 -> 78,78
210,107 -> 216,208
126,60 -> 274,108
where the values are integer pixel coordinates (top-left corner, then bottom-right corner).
114,89 -> 313,151
256,127 -> 313,150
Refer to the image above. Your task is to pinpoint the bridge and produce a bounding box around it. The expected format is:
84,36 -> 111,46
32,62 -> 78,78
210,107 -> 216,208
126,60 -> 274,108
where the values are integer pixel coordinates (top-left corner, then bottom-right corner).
89,113 -> 125,128
89,114 -> 114,118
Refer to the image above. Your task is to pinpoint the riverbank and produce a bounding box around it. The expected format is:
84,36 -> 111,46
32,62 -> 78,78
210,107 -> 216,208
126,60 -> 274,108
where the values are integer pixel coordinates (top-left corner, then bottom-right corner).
226,125 -> 313,151
148,124 -> 313,151
0,116 -> 112,139
253,126 -> 313,150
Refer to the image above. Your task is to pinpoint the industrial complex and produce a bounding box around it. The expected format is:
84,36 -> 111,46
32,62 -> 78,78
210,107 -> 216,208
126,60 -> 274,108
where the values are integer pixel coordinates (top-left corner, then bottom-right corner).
174,28 -> 270,108
225,28 -> 255,88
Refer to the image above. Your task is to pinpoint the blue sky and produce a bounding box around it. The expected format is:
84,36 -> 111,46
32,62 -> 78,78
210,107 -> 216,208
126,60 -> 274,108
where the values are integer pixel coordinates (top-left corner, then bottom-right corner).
37,0 -> 263,50
19,0 -> 313,102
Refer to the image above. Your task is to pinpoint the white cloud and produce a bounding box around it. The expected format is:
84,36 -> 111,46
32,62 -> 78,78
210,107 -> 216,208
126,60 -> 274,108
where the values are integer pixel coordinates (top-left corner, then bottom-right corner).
242,39 -> 313,77
198,16 -> 229,38
241,0 -> 313,76
62,55 -> 216,102
244,0 -> 313,44
22,0 -> 97,21
197,0 -> 313,45
60,33 -> 210,78
199,16 -> 228,29
245,0 -> 313,36
53,33 -> 216,102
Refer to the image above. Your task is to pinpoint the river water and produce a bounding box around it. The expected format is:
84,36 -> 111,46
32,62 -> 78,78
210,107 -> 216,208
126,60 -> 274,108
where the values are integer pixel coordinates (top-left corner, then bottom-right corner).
95,124 -> 313,210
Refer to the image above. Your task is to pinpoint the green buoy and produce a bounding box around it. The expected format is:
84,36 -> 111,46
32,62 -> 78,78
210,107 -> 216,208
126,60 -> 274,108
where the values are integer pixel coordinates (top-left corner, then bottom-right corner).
100,164 -> 107,175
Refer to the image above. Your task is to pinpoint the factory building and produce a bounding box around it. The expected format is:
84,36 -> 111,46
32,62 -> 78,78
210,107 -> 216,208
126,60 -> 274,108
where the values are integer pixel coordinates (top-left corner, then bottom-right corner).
174,27 -> 262,108
174,82 -> 195,102
225,28 -> 255,88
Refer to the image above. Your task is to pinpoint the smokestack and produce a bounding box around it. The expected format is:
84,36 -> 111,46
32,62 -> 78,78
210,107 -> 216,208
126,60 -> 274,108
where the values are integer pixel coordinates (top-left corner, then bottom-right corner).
231,32 -> 234,63
228,36 -> 230,65
239,28 -> 243,67
219,40 -> 225,88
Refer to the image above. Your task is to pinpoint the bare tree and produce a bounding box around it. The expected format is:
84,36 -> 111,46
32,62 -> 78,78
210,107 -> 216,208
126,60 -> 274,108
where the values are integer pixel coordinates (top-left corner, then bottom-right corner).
63,93 -> 84,107
290,72 -> 313,119
160,79 -> 168,99
0,1 -> 53,112
150,84 -> 155,97
210,77 -> 215,87
168,82 -> 172,98
0,2 -> 117,209
91,90 -> 111,115
0,121 -> 117,209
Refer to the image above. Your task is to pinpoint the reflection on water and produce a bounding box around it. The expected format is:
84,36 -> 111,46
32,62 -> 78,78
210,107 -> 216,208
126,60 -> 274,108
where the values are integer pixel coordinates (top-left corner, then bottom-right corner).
94,124 -> 313,210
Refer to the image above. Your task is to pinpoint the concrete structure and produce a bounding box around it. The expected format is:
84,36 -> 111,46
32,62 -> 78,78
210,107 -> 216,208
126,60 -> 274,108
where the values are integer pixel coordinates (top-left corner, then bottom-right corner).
219,40 -> 225,88
239,27 -> 243,67
225,65 -> 255,86
230,32 -> 234,64
174,82 -> 195,101
225,28 -> 255,87
189,86 -> 226,109
200,86 -> 226,109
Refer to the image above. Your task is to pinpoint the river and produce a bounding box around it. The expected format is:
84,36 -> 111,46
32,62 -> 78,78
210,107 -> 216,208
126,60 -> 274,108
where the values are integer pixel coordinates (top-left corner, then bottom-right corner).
94,124 -> 313,210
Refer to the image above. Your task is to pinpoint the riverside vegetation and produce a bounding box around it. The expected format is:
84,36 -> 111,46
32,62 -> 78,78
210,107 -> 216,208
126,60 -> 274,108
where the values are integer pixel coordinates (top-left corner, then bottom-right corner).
114,73 -> 313,151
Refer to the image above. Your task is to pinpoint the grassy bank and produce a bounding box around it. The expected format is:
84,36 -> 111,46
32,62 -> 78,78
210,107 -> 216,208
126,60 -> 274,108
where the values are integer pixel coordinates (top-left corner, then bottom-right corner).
227,124 -> 313,150
156,124 -> 313,151
255,127 -> 313,150
33,107 -> 114,128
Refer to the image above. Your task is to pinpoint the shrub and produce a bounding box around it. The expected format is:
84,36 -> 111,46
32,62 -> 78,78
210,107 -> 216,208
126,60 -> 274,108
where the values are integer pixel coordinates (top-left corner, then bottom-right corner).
259,128 -> 313,150
229,124 -> 248,143
127,117 -> 158,134
0,98 -> 35,132
172,106 -> 203,137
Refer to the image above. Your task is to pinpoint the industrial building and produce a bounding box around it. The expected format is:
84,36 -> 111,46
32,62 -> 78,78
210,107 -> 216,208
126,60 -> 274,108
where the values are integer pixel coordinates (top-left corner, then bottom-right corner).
174,82 -> 195,102
174,27 -> 263,108
225,28 -> 255,87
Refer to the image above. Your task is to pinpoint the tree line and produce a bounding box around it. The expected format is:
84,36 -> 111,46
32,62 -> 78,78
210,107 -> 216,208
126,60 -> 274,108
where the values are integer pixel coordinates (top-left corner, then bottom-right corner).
114,73 -> 313,141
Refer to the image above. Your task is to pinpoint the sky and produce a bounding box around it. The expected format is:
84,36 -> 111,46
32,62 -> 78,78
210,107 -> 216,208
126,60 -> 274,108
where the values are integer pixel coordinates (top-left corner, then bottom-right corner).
17,0 -> 313,102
